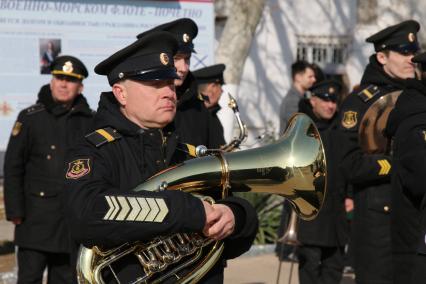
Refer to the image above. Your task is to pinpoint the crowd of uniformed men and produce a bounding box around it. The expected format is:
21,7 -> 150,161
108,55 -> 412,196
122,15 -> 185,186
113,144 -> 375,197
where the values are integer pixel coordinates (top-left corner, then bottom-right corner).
2,16 -> 426,284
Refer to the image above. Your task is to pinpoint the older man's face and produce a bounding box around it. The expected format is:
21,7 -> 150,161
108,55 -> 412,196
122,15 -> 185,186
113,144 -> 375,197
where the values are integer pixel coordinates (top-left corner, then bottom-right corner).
113,79 -> 177,129
50,75 -> 83,105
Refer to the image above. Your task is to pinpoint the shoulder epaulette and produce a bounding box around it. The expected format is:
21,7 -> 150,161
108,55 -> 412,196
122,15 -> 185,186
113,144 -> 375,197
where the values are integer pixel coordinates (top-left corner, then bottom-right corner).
25,103 -> 45,115
357,85 -> 380,102
176,142 -> 197,157
85,127 -> 122,148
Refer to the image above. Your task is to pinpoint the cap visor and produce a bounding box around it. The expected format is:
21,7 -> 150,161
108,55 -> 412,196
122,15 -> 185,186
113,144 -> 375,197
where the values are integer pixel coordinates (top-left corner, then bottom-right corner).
130,68 -> 179,81
388,42 -> 419,54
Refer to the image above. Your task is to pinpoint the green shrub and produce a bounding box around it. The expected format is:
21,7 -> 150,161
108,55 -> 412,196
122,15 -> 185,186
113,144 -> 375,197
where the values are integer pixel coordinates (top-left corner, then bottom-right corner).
235,192 -> 283,244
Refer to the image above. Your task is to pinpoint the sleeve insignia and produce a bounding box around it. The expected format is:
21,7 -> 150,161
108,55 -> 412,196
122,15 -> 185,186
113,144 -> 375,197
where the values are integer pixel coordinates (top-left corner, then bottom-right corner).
103,196 -> 169,222
66,159 -> 91,179
422,130 -> 426,141
377,159 -> 391,175
11,121 -> 22,136
342,111 -> 358,129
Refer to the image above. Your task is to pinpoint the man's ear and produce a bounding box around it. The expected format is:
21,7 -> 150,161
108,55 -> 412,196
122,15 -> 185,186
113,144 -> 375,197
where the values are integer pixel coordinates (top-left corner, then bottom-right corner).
78,83 -> 84,95
376,52 -> 388,65
112,82 -> 127,106
294,72 -> 302,83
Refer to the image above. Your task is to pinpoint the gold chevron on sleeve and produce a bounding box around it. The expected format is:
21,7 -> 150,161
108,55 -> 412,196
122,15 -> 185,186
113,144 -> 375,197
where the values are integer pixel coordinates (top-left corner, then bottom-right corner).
103,196 -> 169,223
378,159 -> 391,175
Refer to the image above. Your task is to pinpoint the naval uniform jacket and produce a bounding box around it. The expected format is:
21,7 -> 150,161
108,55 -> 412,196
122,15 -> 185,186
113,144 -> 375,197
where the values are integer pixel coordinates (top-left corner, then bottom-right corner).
335,55 -> 406,283
297,99 -> 348,247
175,72 -> 226,149
385,78 -> 426,282
3,84 -> 94,253
64,92 -> 258,282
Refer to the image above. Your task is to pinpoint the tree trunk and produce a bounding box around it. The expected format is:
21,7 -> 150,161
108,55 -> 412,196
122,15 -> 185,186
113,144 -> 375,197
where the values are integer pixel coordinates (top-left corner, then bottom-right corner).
215,0 -> 266,143
216,0 -> 267,85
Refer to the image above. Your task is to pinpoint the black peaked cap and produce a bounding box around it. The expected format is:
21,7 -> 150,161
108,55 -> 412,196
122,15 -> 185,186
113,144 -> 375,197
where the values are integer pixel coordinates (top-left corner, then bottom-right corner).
137,18 -> 198,54
309,79 -> 342,101
366,20 -> 420,53
95,31 -> 179,86
192,64 -> 226,84
51,55 -> 88,80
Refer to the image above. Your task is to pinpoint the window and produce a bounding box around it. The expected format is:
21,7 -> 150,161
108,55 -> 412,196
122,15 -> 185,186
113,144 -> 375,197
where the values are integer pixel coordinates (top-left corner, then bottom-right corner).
296,35 -> 350,72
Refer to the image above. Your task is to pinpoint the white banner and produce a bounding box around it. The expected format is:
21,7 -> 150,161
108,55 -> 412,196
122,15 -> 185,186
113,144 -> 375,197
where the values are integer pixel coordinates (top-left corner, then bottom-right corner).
0,0 -> 214,150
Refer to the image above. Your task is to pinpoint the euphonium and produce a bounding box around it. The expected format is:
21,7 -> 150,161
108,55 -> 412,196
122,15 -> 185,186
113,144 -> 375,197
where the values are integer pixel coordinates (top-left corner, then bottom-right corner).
358,90 -> 402,154
77,113 -> 327,284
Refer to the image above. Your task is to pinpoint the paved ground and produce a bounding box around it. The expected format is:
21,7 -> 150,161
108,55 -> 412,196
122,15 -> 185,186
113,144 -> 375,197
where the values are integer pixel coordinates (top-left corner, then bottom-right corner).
225,253 -> 355,284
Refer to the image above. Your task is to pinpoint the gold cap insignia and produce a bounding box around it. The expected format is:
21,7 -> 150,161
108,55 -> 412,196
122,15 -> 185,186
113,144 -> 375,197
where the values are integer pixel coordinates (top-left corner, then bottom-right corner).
408,32 -> 416,42
329,87 -> 335,94
66,159 -> 91,179
12,121 -> 22,136
160,53 -> 169,65
342,111 -> 358,129
62,61 -> 74,73
182,33 -> 190,43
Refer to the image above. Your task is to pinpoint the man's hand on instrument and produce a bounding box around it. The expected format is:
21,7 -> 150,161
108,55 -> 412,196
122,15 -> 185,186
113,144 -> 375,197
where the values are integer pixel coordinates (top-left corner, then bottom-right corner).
202,202 -> 235,240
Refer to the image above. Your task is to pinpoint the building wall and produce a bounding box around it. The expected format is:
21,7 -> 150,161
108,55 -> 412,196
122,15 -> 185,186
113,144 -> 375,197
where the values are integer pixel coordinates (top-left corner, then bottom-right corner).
216,0 -> 425,146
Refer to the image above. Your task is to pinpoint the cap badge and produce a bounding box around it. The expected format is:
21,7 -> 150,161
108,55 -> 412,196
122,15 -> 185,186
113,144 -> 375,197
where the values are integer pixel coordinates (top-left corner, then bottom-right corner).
160,53 -> 169,65
62,61 -> 74,73
329,87 -> 335,94
182,33 -> 190,43
408,32 -> 416,42
118,72 -> 124,79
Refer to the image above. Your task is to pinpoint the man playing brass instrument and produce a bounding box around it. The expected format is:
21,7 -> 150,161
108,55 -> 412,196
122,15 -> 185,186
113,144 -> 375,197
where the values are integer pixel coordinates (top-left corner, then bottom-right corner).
335,20 -> 420,284
64,31 -> 258,283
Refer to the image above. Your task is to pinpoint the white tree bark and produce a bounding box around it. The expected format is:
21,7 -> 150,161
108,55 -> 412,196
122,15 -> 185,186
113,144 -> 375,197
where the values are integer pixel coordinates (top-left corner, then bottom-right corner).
215,0 -> 266,143
216,0 -> 267,85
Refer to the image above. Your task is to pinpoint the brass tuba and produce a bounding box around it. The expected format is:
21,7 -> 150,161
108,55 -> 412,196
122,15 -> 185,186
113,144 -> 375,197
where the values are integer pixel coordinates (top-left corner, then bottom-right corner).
77,113 -> 327,284
358,90 -> 402,154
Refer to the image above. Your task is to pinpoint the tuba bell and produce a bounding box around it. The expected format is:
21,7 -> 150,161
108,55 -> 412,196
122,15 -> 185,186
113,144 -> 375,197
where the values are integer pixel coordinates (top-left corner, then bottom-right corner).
358,90 -> 402,154
77,113 -> 327,284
